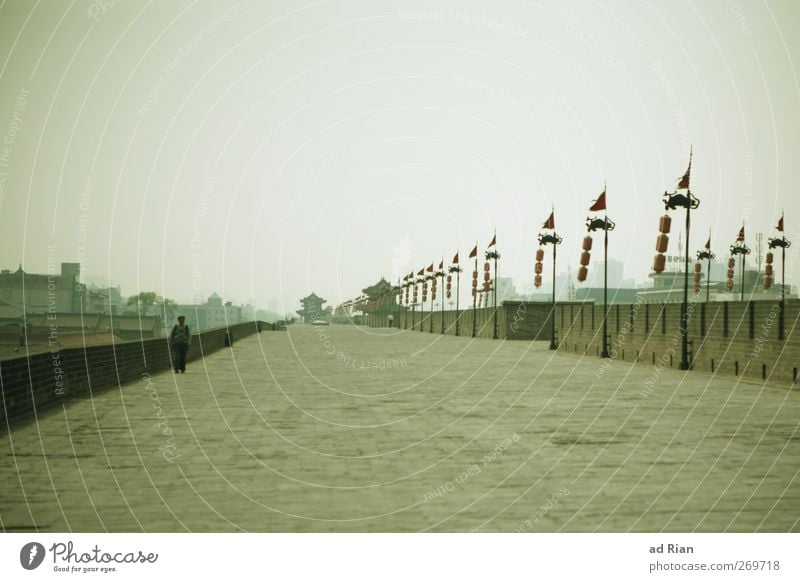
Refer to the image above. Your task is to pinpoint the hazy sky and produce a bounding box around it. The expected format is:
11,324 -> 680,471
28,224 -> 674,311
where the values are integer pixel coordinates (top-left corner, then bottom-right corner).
1,0 -> 798,313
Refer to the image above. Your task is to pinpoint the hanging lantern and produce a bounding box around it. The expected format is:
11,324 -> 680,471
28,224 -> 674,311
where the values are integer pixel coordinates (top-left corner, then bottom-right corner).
534,262 -> 543,274
766,252 -> 774,264
484,262 -> 490,272
580,251 -> 591,266
659,214 -> 672,234
535,248 -> 544,262
765,264 -> 773,276
472,270 -> 478,280
728,257 -> 735,269
655,234 -> 669,253
447,274 -> 452,284
764,275 -> 773,289
726,279 -> 734,290
534,274 -> 543,288
484,271 -> 490,282
483,280 -> 491,292
653,254 -> 666,273
577,266 -> 588,282
582,236 -> 593,251
727,268 -> 735,279
694,262 -> 702,273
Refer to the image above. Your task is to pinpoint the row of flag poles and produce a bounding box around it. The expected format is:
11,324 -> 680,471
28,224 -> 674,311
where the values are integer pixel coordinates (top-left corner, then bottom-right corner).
396,234 -> 500,338
387,150 -> 790,357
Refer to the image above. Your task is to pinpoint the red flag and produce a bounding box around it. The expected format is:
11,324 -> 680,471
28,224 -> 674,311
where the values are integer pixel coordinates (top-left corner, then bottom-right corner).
417,268 -> 424,276
452,251 -> 459,264
426,263 -> 434,272
777,215 -> 784,232
705,237 -> 711,250
677,149 -> 692,190
542,211 -> 555,229
438,259 -> 444,270
589,191 -> 606,212
469,245 -> 477,259
737,226 -> 745,241
488,234 -> 496,248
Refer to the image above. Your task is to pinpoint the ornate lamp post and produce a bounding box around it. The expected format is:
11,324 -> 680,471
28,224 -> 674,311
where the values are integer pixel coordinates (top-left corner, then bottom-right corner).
663,151 -> 700,370
696,236 -> 715,303
485,245 -> 500,340
768,214 -> 790,340
448,256 -> 462,336
538,210 -> 561,350
730,226 -> 750,302
586,189 -> 614,358
434,260 -> 446,334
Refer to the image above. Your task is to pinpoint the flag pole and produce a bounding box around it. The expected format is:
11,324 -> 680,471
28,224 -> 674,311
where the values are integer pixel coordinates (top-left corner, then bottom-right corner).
455,262 -> 461,337
740,222 -> 746,302
440,259 -> 445,335
602,182 -> 609,358
706,229 -> 711,303
472,241 -> 478,338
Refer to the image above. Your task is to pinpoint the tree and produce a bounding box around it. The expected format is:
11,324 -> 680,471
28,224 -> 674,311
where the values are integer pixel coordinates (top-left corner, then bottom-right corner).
126,292 -> 177,320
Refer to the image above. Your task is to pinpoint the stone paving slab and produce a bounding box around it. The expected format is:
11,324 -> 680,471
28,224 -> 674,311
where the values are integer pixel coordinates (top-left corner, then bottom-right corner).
1,324 -> 798,532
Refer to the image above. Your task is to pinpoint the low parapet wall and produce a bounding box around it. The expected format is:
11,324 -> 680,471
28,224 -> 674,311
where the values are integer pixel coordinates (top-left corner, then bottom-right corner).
363,301 -> 577,340
555,299 -> 799,387
0,321 -> 269,431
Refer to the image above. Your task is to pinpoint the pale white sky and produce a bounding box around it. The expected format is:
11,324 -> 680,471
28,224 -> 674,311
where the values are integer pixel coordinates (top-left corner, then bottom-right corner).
1,0 -> 798,313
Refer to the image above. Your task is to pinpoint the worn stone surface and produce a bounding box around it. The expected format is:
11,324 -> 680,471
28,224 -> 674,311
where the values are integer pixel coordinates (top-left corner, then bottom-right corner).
1,324 -> 798,532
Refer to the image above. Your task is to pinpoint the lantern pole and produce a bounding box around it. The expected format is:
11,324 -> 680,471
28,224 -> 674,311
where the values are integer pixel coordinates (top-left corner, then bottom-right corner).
663,150 -> 699,371
538,223 -> 562,350
472,247 -> 478,338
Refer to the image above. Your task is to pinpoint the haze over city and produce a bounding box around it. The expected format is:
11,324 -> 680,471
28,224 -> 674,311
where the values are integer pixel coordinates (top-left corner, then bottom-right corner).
1,0 -> 798,313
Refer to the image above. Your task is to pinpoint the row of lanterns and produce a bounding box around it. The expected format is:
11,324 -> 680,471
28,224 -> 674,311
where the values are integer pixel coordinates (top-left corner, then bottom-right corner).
533,248 -> 544,288
577,236 -> 592,282
652,213 -> 672,274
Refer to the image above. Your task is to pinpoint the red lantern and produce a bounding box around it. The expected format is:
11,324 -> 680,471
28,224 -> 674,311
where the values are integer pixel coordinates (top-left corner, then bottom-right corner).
577,266 -> 588,282
535,248 -> 544,262
534,274 -> 542,288
653,254 -> 666,273
655,234 -> 669,253
534,262 -> 543,274
580,251 -> 591,266
764,275 -> 773,289
582,236 -> 593,251
659,214 -> 672,233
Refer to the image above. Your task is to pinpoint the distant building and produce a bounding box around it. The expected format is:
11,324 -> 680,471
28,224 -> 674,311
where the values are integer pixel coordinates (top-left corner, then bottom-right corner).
296,292 -> 331,322
575,287 -> 640,304
179,292 -> 243,331
85,284 -> 123,314
0,263 -> 83,314
638,268 -> 792,303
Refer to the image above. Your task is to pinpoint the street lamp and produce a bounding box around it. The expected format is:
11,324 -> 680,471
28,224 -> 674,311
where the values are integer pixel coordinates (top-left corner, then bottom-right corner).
537,226 -> 562,350
663,164 -> 700,370
586,214 -> 615,357
730,237 -> 750,302
696,246 -> 715,303
768,231 -> 790,340
485,247 -> 501,339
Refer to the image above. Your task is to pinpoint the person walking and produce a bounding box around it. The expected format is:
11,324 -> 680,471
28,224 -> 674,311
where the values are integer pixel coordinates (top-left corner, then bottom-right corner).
170,315 -> 192,373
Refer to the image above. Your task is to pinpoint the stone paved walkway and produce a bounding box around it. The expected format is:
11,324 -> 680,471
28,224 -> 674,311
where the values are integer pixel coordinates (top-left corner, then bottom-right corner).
1,324 -> 798,532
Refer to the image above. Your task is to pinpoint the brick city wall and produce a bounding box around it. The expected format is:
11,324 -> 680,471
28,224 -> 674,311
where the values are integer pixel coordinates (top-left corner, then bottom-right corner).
0,321 -> 270,431
364,301 -> 577,340
555,299 -> 799,386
